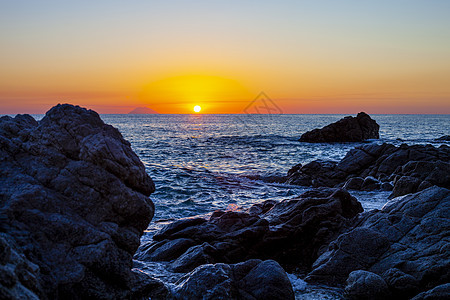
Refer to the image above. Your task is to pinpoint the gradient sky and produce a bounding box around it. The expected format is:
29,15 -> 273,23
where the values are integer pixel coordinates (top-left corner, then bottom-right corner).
1,0 -> 450,114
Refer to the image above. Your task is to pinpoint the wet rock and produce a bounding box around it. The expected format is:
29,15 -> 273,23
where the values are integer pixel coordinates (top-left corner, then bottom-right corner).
0,104 -> 162,298
344,270 -> 390,300
173,259 -> 294,300
138,188 -> 362,273
287,143 -> 450,197
299,112 -> 379,143
307,187 -> 450,298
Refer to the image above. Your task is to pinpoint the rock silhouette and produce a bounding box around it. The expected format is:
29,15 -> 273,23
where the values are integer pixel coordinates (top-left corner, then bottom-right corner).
299,112 -> 379,143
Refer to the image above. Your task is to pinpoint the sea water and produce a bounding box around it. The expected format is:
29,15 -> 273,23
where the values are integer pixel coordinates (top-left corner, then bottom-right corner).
100,113 -> 449,299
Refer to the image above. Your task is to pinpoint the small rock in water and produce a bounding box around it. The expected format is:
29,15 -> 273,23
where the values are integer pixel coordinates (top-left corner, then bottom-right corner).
299,112 -> 379,143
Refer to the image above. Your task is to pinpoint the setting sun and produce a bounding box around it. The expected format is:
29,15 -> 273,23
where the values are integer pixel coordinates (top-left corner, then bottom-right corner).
193,105 -> 201,113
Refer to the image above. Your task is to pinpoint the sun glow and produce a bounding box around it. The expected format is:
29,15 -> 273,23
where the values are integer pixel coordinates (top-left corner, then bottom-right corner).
139,75 -> 252,113
193,105 -> 201,113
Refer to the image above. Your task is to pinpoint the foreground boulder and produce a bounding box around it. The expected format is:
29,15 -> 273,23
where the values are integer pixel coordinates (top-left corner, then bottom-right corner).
287,143 -> 450,197
0,104 -> 165,299
307,186 -> 450,299
136,188 -> 362,274
173,259 -> 294,300
299,112 -> 379,143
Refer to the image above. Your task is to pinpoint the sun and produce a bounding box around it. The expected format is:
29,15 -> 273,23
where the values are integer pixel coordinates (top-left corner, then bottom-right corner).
193,105 -> 201,113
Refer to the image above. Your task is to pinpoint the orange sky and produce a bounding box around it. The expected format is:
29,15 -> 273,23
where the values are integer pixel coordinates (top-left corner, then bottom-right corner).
1,1 -> 449,114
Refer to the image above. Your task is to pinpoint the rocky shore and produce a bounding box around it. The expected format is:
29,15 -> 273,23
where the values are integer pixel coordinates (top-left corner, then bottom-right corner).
287,143 -> 450,198
1,106 -> 449,299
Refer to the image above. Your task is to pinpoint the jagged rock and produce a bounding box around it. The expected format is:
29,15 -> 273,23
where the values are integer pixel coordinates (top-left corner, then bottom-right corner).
344,270 -> 390,300
299,112 -> 379,143
0,104 -> 164,299
173,259 -> 294,300
0,234 -> 43,300
137,188 -> 362,274
307,186 -> 450,299
287,143 -> 450,197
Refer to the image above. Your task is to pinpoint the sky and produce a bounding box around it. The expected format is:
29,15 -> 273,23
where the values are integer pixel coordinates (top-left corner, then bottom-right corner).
1,0 -> 450,114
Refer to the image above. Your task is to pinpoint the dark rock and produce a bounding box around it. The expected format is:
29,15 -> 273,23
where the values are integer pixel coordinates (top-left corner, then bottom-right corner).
412,283 -> 450,300
361,176 -> 380,191
307,187 -> 450,298
173,259 -> 294,300
170,243 -> 217,273
299,112 -> 379,143
0,234 -> 43,299
343,177 -> 364,190
287,143 -> 450,197
344,270 -> 390,300
137,188 -> 363,274
383,268 -> 420,299
390,176 -> 422,198
436,135 -> 450,141
0,104 -> 163,298
136,238 -> 196,262
380,182 -> 393,191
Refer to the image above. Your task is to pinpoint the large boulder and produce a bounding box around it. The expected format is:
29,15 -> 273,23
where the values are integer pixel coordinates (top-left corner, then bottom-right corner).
287,143 -> 450,198
307,186 -> 450,299
0,104 -> 165,299
137,188 -> 362,274
299,112 -> 379,143
173,259 -> 294,300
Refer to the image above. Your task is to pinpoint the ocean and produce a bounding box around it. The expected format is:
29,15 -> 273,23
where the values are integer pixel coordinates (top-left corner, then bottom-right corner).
101,113 -> 449,299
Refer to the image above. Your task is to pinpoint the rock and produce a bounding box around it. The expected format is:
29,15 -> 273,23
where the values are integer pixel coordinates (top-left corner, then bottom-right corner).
0,234 -> 43,300
344,270 -> 390,300
361,176 -> 380,191
169,243 -> 217,273
436,135 -> 450,141
380,182 -> 393,191
299,112 -> 379,143
383,268 -> 420,299
137,188 -> 362,274
411,283 -> 450,300
173,259 -> 294,300
0,104 -> 163,298
343,177 -> 364,190
390,176 -> 422,198
307,187 -> 450,298
286,143 -> 450,197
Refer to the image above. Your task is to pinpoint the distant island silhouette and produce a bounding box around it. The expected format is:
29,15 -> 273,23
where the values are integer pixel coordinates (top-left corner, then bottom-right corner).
128,107 -> 159,114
